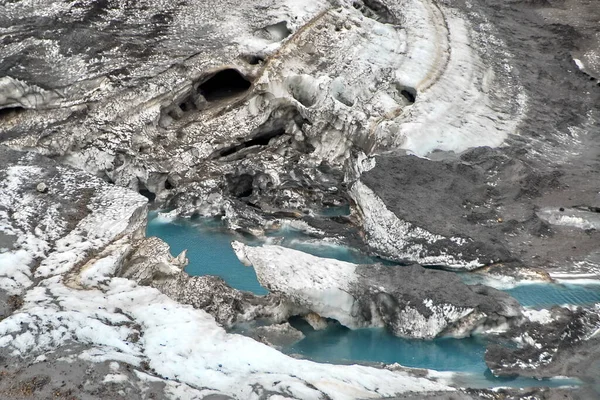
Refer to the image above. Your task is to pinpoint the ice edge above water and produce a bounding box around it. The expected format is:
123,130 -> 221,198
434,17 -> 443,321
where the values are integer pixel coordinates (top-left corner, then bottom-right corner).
147,213 -> 600,387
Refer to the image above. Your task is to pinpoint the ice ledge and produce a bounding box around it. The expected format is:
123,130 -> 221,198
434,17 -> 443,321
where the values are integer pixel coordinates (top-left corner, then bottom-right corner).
232,242 -> 521,339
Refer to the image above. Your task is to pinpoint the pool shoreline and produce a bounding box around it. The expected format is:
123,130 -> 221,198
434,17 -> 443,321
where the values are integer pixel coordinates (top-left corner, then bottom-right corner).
147,212 -> 600,388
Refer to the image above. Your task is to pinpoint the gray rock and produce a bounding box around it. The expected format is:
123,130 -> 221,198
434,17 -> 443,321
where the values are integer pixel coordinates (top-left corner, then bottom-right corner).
35,182 -> 47,193
353,264 -> 522,338
486,305 -> 600,378
252,322 -> 305,350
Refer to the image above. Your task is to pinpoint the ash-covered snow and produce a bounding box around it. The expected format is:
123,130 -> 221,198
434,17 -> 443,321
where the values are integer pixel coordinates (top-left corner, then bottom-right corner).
0,271 -> 450,399
537,207 -> 600,231
522,309 -> 554,325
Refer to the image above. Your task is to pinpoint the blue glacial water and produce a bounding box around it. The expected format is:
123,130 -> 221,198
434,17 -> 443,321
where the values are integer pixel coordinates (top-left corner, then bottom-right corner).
148,214 -> 600,306
461,273 -> 600,308
147,213 -> 598,386
146,212 -> 382,292
146,213 -> 268,295
285,319 -> 579,388
506,283 -> 600,308
286,318 -> 487,372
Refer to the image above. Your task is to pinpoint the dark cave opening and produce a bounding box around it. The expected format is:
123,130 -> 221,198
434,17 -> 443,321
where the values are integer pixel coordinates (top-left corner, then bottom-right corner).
226,173 -> 254,198
217,128 -> 286,158
139,189 -> 156,202
0,106 -> 25,119
179,100 -> 195,112
198,69 -> 252,102
242,54 -> 265,65
138,180 -> 156,202
400,88 -> 416,104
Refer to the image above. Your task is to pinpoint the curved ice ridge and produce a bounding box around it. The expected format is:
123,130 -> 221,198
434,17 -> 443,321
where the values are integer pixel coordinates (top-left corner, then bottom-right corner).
0,77 -> 60,110
350,180 -> 486,269
0,0 -> 526,204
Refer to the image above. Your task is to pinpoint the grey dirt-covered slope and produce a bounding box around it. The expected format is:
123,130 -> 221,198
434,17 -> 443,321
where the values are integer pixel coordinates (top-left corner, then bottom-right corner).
360,0 -> 600,273
1,0 -> 600,398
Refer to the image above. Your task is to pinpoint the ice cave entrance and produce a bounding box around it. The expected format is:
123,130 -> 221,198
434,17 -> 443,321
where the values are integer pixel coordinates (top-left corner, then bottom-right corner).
198,69 -> 252,101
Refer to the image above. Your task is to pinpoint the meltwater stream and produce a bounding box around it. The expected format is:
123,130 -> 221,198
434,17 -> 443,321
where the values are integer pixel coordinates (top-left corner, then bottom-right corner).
147,214 -> 600,387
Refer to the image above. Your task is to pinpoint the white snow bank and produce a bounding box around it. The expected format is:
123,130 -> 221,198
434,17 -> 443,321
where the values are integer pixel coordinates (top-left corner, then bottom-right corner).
0,275 -> 450,399
522,309 -> 554,325
233,241 -> 360,328
0,162 -> 147,294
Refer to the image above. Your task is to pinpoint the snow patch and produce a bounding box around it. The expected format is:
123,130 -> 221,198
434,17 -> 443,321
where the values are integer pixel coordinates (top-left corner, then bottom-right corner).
523,308 -> 554,325
103,374 -> 129,384
537,208 -> 600,230
0,261 -> 449,399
